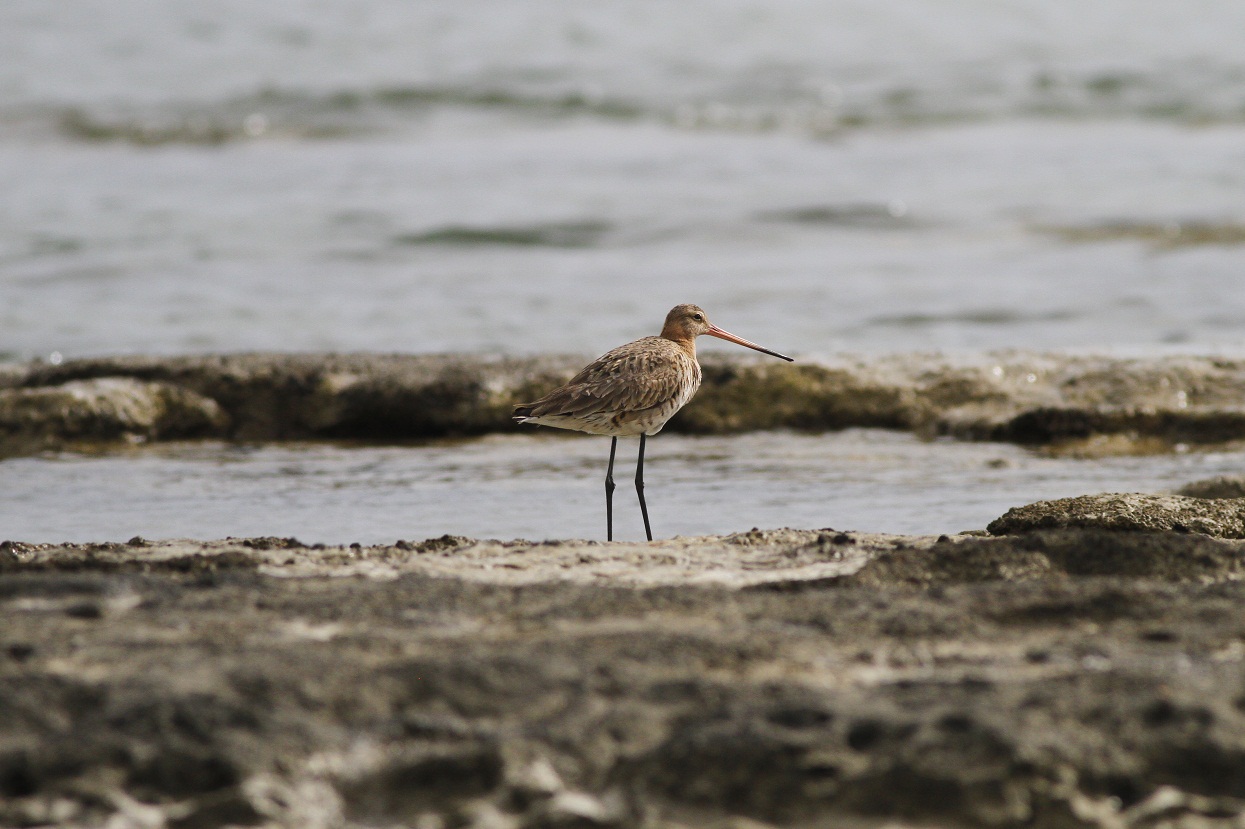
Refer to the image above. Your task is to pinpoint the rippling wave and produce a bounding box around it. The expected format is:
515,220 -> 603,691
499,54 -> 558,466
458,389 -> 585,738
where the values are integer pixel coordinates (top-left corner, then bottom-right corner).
393,220 -> 613,249
4,1 -> 1244,362
4,60 -> 1245,146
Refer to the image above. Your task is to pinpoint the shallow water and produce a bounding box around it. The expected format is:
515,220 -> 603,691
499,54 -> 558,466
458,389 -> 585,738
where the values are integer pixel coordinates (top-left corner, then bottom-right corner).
4,1 -> 1245,360
4,431 -> 1242,545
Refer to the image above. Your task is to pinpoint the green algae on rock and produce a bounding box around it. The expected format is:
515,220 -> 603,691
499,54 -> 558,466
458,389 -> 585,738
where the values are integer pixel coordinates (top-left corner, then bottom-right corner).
0,376 -> 228,455
4,351 -> 1245,457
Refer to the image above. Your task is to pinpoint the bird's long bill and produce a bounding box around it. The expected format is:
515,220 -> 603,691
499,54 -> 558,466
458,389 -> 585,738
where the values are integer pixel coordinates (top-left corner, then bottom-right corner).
706,324 -> 794,362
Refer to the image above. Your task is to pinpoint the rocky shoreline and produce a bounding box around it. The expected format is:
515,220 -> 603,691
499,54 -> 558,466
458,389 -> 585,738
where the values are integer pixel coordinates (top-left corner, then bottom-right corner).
4,351 -> 1245,457
5,352 -> 1245,827
4,490 -> 1245,828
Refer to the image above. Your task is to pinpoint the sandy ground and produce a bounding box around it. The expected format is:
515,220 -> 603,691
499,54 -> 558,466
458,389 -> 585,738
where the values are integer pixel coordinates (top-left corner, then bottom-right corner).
5,496 -> 1245,828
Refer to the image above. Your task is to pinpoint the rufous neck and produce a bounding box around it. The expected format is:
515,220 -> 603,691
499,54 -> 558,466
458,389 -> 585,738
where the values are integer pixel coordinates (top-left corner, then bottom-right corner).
662,334 -> 697,359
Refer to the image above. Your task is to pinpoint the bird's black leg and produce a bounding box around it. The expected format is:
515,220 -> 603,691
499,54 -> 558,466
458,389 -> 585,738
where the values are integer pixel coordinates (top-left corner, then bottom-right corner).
636,434 -> 653,541
605,437 -> 618,541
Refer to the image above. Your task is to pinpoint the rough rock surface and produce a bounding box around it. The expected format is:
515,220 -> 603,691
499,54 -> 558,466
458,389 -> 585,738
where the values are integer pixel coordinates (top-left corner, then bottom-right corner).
988,493 -> 1245,538
4,351 -> 1245,456
5,523 -> 1245,828
2,353 -> 578,447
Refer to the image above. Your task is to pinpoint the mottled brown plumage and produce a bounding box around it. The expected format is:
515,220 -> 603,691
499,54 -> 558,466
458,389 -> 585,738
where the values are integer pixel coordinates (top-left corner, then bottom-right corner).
514,304 -> 793,541
513,333 -> 700,437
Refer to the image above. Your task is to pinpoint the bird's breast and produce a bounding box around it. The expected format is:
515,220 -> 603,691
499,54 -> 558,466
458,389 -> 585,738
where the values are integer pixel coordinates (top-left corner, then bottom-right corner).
633,351 -> 700,436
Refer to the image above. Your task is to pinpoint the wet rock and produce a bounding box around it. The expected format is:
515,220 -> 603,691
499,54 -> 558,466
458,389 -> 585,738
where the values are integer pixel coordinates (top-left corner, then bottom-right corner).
6,530 -> 1245,826
923,352 -> 1245,448
6,352 -> 581,445
507,757 -> 565,810
335,743 -> 505,821
0,376 -> 227,454
1177,475 -> 1245,500
678,362 -> 920,433
4,350 -> 1245,456
1011,529 -> 1245,581
987,493 -> 1245,538
529,789 -> 624,827
845,534 -> 1054,587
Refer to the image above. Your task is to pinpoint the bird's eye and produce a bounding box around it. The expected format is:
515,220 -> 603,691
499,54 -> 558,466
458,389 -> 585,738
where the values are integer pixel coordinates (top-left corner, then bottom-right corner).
693,313 -> 703,321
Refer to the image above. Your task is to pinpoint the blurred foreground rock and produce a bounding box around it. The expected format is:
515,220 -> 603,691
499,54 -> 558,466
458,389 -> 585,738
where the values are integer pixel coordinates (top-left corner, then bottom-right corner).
3,350 -> 1245,456
5,509 -> 1245,828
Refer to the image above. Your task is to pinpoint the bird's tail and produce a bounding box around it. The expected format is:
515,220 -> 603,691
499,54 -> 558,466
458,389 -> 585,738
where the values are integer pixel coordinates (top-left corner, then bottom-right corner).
512,403 -> 535,423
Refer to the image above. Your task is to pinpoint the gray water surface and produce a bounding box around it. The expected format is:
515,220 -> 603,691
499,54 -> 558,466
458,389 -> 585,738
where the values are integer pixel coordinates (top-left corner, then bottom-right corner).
4,431 -> 1241,545
4,1 -> 1245,360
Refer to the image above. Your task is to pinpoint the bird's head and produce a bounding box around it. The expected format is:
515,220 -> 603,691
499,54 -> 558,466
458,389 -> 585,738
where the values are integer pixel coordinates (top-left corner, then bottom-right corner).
660,304 -> 793,361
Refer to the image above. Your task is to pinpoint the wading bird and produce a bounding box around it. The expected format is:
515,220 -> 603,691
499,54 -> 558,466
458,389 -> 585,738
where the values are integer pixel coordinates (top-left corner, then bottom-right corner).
513,304 -> 793,540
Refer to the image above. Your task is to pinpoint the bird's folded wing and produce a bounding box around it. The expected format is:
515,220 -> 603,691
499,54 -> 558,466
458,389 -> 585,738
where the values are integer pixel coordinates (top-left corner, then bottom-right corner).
536,340 -> 687,417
